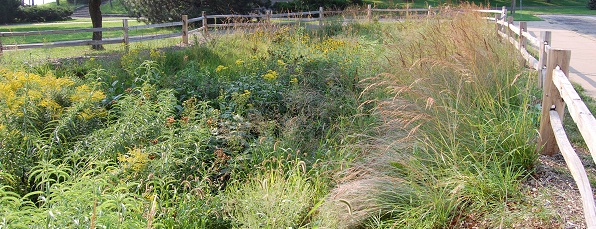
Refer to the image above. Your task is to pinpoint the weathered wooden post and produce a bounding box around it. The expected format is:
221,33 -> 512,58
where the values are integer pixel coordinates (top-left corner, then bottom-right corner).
122,19 -> 129,52
319,7 -> 324,27
367,4 -> 372,22
494,14 -> 500,34
202,11 -> 208,36
427,5 -> 432,16
266,10 -> 271,24
537,49 -> 571,155
507,16 -> 514,38
0,38 -> 3,56
182,15 -> 188,46
501,6 -> 507,21
519,21 -> 527,50
538,31 -> 552,88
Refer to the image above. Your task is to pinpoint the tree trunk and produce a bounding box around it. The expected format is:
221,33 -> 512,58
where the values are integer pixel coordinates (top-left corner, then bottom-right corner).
511,0 -> 516,15
56,0 -> 59,5
89,0 -> 104,50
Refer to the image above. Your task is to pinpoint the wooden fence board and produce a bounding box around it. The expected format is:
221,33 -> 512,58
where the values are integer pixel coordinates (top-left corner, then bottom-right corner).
128,21 -> 183,30
552,68 -> 596,164
206,14 -> 265,19
549,111 -> 596,228
0,27 -> 122,37
372,8 -> 430,12
188,16 -> 204,23
128,32 -> 182,42
4,38 -> 123,50
270,11 -> 320,18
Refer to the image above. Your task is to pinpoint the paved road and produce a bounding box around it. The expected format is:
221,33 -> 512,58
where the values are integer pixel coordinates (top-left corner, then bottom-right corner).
526,15 -> 596,98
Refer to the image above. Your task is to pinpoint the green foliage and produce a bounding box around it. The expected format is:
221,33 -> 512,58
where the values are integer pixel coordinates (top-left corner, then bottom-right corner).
274,0 -> 363,11
122,0 -> 270,23
16,5 -> 73,23
225,160 -> 320,228
364,11 -> 539,226
589,0 -> 596,9
0,9 -> 543,227
0,0 -> 21,23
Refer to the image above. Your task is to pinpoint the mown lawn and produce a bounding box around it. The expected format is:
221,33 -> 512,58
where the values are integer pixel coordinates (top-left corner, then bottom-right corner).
0,18 -> 189,45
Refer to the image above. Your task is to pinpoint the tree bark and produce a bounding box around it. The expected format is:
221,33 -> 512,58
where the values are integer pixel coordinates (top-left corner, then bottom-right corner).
89,0 -> 104,50
56,0 -> 59,5
511,0 -> 516,15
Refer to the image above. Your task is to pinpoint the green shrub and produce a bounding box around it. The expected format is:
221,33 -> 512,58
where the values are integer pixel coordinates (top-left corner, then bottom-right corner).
589,0 -> 596,9
0,0 -> 21,23
274,0 -> 363,11
16,5 -> 73,23
225,160 -> 319,228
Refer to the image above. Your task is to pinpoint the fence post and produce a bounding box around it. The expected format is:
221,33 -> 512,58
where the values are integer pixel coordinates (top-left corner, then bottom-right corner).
367,4 -> 372,22
537,49 -> 571,155
427,5 -> 432,16
538,31 -> 552,88
122,19 -> 129,52
202,11 -> 208,37
319,7 -> 324,27
266,10 -> 271,24
501,6 -> 507,21
182,15 -> 188,46
519,21 -> 527,50
507,16 -> 513,38
494,14 -> 499,34
0,38 -> 3,57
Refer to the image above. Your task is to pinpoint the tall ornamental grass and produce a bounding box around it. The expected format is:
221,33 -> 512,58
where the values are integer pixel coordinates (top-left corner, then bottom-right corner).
362,8 -> 541,227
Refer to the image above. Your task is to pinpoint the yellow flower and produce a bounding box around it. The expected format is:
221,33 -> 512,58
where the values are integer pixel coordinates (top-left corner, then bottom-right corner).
263,70 -> 278,81
39,98 -> 61,111
70,84 -> 105,103
235,59 -> 245,65
290,78 -> 298,84
215,65 -> 228,72
118,147 -> 149,172
277,60 -> 287,66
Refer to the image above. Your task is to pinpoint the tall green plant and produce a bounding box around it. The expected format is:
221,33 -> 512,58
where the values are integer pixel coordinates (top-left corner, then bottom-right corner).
363,9 -> 539,227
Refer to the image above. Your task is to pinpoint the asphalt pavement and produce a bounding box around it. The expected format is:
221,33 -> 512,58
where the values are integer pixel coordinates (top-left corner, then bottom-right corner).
526,15 -> 596,98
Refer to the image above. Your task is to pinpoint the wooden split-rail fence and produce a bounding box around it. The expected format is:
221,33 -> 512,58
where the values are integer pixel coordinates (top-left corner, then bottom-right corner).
488,6 -> 596,229
0,5 -> 437,54
1,5 -> 595,228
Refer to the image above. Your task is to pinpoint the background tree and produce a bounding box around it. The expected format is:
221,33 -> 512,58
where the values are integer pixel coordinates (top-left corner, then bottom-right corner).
273,0 -> 362,11
89,0 -> 103,50
0,0 -> 21,23
589,0 -> 596,9
123,0 -> 269,23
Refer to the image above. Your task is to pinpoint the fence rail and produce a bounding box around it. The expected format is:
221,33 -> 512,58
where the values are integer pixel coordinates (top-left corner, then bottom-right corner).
494,8 -> 596,229
0,5 -> 449,53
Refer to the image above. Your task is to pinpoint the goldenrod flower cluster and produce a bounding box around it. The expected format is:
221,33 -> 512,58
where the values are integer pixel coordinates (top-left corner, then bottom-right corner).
118,147 -> 150,172
313,38 -> 346,54
263,70 -> 278,81
0,69 -> 105,119
216,65 -> 228,73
